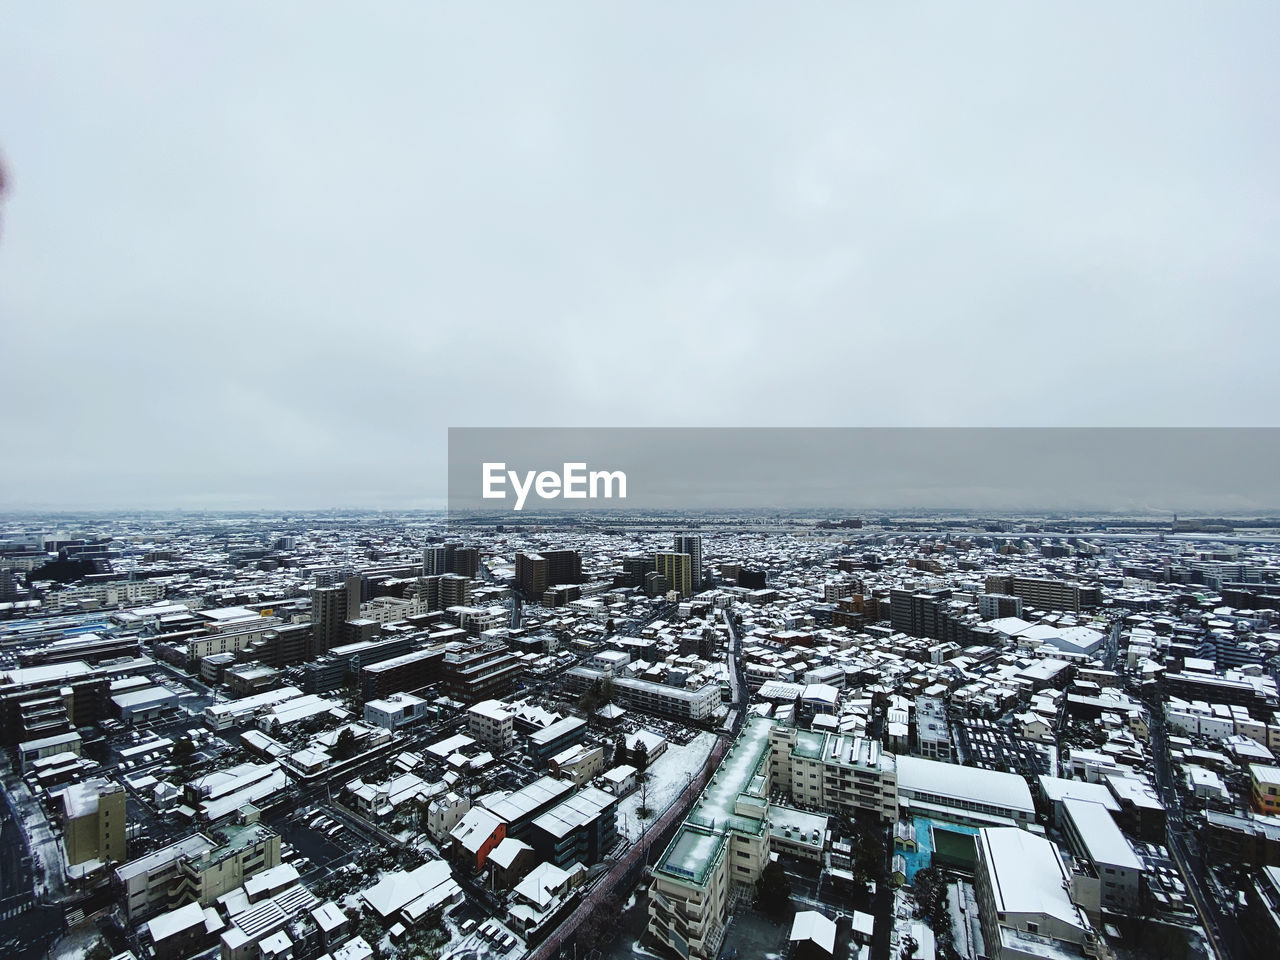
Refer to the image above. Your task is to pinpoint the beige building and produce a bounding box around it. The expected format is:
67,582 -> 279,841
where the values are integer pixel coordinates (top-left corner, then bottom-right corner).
649,718 -> 776,960
548,744 -> 605,787
467,699 -> 514,750
115,822 -> 281,920
769,725 -> 898,822
653,552 -> 694,598
62,777 -> 126,868
974,827 -> 1102,960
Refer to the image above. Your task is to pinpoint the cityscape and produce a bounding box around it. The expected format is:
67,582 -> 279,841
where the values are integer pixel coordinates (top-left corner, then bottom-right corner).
4,5 -> 1279,960
2,511 -> 1278,960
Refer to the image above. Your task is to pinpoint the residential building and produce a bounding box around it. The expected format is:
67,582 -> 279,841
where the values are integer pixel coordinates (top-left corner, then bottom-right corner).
62,777 -> 127,870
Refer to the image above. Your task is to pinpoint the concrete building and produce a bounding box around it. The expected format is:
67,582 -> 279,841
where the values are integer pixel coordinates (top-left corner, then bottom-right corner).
310,578 -> 362,657
442,639 -> 525,703
653,551 -> 694,598
649,718 -> 777,960
529,786 -> 619,868
115,823 -> 281,921
62,777 -> 127,870
973,827 -> 1099,960
1061,797 -> 1144,915
363,692 -> 431,731
467,698 -> 515,750
770,725 -> 898,822
673,535 -> 704,591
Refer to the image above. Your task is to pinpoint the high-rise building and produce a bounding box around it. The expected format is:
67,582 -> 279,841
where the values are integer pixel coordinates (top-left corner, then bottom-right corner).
653,551 -> 694,598
515,550 -> 581,598
309,576 -> 361,657
423,546 -> 448,576
416,573 -> 471,611
673,535 -> 703,591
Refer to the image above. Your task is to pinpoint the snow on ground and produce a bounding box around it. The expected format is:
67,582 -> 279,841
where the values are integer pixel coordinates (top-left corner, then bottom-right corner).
51,925 -> 102,960
616,732 -> 715,842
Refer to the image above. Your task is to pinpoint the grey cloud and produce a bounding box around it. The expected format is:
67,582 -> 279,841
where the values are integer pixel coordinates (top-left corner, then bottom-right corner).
1,3 -> 1278,509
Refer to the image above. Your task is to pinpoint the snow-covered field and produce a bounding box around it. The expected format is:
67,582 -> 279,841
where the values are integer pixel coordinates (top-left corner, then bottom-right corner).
616,732 -> 716,841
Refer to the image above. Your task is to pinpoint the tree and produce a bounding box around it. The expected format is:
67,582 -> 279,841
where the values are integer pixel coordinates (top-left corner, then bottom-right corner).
171,736 -> 196,770
614,734 -> 629,767
633,739 -> 650,776
332,727 -> 357,761
755,860 -> 792,918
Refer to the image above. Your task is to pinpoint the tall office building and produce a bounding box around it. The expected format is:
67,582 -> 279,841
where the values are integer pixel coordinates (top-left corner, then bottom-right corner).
310,576 -> 361,657
654,551 -> 694,598
673,535 -> 703,591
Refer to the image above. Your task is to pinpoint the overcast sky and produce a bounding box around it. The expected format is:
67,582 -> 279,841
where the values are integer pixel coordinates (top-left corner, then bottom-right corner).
2,3 -> 1278,510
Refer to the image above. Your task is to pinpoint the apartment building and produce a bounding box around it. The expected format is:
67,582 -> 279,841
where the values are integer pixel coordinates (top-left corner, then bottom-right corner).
673,535 -> 704,591
61,777 -> 127,869
769,726 -> 898,822
467,698 -> 515,750
985,575 -> 1102,614
1250,763 -> 1280,817
442,639 -> 525,703
654,552 -> 694,598
115,823 -> 281,921
649,718 -> 776,960
1060,797 -> 1144,915
914,696 -> 953,761
528,786 -> 619,868
565,665 -> 721,722
359,646 -> 446,701
515,550 -> 582,599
